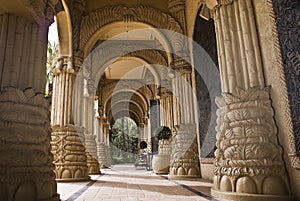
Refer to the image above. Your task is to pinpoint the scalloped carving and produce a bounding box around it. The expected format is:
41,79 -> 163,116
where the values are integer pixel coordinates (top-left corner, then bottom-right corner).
80,5 -> 184,51
0,87 -> 58,200
214,87 -> 290,195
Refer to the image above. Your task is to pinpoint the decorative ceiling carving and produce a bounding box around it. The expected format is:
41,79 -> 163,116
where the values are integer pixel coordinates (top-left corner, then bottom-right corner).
80,5 -> 184,51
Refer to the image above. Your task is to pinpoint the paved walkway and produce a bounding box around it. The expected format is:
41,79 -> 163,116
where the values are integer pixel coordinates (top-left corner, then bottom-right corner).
57,164 -> 216,201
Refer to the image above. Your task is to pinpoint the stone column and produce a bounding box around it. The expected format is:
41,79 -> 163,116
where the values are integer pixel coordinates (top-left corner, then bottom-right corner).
203,0 -> 293,200
0,6 -> 59,201
51,55 -> 89,181
159,81 -> 174,129
104,123 -> 112,167
169,58 -> 200,179
85,133 -> 100,174
96,119 -> 108,168
83,80 -> 100,175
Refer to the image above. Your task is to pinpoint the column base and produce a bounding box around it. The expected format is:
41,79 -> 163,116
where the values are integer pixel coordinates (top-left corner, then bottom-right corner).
211,189 -> 295,201
56,177 -> 90,182
168,174 -> 200,180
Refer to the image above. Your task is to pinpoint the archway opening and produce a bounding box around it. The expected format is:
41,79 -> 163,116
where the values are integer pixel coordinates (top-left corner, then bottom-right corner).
110,117 -> 138,164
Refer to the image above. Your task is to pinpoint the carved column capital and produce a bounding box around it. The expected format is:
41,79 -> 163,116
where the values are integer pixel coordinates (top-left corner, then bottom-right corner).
168,0 -> 185,13
171,57 -> 192,75
52,56 -> 75,75
205,0 -> 234,10
159,87 -> 173,99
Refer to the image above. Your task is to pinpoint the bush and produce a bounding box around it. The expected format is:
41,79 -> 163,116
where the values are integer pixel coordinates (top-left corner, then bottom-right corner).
140,141 -> 147,149
154,126 -> 172,140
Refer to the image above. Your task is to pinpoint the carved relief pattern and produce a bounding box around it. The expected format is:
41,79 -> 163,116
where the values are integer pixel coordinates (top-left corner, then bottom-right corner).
170,125 -> 200,177
105,145 -> 112,167
158,139 -> 172,155
97,143 -> 109,168
85,133 -> 100,174
0,87 -> 59,201
51,125 -> 89,181
271,0 -> 300,168
80,5 -> 183,50
214,87 -> 290,195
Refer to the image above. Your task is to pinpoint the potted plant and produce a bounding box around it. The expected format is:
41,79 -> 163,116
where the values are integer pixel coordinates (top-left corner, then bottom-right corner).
152,126 -> 172,174
154,126 -> 172,155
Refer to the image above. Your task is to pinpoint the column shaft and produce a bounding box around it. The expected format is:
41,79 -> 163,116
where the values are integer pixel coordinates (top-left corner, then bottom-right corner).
50,57 -> 89,181
169,58 -> 200,178
0,11 -> 59,201
205,0 -> 293,200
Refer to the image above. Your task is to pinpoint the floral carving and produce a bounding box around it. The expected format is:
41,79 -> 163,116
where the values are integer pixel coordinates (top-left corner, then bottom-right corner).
80,5 -> 183,51
51,125 -> 89,181
214,87 -> 290,195
0,87 -> 59,201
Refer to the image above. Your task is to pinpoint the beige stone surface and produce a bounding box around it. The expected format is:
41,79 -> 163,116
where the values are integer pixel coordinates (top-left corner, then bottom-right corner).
0,1 -> 299,201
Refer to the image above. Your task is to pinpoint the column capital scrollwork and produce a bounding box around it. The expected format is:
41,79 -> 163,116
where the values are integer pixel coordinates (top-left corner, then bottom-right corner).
158,87 -> 173,99
52,56 -> 76,75
170,57 -> 192,75
168,0 -> 185,13
204,0 -> 234,11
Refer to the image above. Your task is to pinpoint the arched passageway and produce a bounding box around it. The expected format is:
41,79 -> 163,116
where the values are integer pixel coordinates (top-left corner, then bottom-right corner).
0,0 -> 299,201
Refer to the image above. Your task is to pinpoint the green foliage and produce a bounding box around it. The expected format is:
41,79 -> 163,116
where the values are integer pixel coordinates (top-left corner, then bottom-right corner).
45,41 -> 58,96
140,141 -> 147,149
154,126 -> 172,140
110,117 -> 139,164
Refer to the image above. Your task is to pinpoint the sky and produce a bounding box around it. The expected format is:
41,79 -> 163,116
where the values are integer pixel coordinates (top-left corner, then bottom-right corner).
48,18 -> 58,44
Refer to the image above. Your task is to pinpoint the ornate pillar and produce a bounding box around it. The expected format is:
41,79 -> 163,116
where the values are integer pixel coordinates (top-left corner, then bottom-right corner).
159,81 -> 174,129
169,58 -> 200,179
85,133 -> 100,174
50,55 -> 90,181
83,80 -> 100,175
96,119 -> 108,168
0,3 -> 59,200
203,0 -> 293,200
104,123 -> 112,167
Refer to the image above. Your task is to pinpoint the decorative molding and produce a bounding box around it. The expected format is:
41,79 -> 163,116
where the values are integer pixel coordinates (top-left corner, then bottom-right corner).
51,125 -> 90,181
80,5 -> 183,50
85,133 -> 100,174
200,157 -> 215,164
214,87 -> 290,195
269,0 -> 300,170
125,49 -> 168,67
0,87 -> 59,201
169,124 -> 200,177
171,57 -> 192,74
97,142 -> 109,168
24,0 -> 46,25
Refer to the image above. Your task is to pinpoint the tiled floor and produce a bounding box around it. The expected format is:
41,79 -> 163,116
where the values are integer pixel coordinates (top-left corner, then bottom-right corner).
57,164 -> 215,201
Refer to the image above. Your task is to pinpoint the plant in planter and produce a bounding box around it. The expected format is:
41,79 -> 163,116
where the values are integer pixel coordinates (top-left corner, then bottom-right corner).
154,126 -> 172,141
140,141 -> 147,150
152,126 -> 172,174
154,126 -> 172,155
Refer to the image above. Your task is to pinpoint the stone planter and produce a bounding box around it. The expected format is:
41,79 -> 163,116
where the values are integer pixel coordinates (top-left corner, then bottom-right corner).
152,154 -> 170,174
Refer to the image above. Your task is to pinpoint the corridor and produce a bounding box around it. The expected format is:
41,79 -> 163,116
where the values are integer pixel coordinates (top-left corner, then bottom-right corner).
57,164 -> 215,201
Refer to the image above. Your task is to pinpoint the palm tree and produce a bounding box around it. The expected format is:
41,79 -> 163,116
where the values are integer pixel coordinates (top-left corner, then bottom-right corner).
45,41 -> 58,97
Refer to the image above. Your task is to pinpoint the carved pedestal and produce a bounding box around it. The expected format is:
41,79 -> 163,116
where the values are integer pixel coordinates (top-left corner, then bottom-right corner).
85,133 -> 100,174
212,87 -> 293,201
105,145 -> 112,167
158,139 -> 172,155
0,87 -> 59,201
51,125 -> 90,181
169,124 -> 200,179
97,143 -> 109,168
